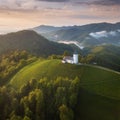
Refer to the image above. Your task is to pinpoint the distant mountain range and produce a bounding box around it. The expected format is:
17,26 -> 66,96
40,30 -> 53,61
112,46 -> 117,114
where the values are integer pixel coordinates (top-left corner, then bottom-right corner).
32,22 -> 120,48
32,25 -> 71,33
0,30 -> 74,56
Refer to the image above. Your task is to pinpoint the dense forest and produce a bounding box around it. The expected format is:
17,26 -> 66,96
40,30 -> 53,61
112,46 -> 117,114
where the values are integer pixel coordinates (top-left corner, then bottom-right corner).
0,50 -> 37,85
0,76 -> 80,120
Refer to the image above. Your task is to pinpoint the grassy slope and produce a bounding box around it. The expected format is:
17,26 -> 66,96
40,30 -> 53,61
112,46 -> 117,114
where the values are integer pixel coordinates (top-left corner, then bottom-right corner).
10,59 -> 83,89
76,89 -> 120,120
10,59 -> 120,99
10,59 -> 120,120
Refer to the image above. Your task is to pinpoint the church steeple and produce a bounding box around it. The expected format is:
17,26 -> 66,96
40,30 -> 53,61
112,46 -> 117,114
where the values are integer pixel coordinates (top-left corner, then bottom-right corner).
73,51 -> 78,64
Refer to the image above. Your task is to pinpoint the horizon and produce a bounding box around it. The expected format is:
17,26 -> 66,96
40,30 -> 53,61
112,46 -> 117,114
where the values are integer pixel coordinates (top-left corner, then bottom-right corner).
1,21 -> 120,35
0,0 -> 120,34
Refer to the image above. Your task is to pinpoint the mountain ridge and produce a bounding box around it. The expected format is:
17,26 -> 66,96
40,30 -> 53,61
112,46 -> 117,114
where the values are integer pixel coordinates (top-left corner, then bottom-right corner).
0,30 -> 74,56
32,22 -> 120,47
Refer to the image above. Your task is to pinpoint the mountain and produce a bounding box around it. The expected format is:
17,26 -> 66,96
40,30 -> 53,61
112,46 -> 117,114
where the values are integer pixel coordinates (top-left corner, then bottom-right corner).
0,30 -> 74,56
9,59 -> 120,120
32,25 -> 61,33
32,22 -> 120,47
32,25 -> 72,33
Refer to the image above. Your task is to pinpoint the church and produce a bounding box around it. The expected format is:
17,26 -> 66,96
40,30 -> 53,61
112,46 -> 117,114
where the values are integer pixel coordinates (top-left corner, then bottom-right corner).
62,52 -> 78,64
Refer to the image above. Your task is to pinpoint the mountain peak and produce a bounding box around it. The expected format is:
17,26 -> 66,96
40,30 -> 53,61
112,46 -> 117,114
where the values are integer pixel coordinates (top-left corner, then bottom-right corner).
0,30 -> 73,56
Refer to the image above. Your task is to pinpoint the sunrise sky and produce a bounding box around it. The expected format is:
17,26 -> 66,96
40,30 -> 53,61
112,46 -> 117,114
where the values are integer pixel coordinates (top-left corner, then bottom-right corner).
0,0 -> 120,33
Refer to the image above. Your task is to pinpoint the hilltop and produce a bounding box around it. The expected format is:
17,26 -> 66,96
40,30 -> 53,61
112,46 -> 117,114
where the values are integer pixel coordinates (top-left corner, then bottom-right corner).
0,30 -> 74,56
10,59 -> 120,99
8,59 -> 120,120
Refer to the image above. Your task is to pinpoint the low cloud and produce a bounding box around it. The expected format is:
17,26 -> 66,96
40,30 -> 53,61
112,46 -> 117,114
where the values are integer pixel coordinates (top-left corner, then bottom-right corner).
89,30 -> 118,39
90,31 -> 108,38
117,30 -> 120,32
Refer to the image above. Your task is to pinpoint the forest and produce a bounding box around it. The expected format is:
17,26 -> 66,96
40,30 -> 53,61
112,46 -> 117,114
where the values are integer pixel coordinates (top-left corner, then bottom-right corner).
0,76 -> 80,120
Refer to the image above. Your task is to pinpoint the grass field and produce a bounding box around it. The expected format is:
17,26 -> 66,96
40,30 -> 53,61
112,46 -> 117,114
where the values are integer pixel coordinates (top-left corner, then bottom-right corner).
10,59 -> 83,89
9,59 -> 120,120
10,59 -> 120,99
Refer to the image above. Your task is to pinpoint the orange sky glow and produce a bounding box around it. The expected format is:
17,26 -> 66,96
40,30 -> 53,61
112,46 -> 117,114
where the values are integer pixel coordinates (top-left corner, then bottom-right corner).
0,0 -> 120,33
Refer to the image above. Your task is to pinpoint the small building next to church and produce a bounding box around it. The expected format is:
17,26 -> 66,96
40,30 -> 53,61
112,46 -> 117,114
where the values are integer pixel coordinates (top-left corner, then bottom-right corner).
62,52 -> 79,64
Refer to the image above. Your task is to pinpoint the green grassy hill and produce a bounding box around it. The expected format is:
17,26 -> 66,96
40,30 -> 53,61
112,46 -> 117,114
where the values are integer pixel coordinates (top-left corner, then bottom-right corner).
9,59 -> 120,120
10,59 -> 120,99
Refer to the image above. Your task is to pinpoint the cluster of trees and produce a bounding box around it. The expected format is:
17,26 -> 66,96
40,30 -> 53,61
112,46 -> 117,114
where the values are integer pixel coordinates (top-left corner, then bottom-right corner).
79,53 -> 120,71
0,50 -> 37,85
79,45 -> 120,71
0,76 -> 80,120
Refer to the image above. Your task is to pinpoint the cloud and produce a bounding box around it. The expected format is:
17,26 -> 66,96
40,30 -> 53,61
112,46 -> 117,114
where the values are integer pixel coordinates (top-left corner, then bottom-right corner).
73,0 -> 120,6
36,0 -> 69,2
0,0 -> 120,12
0,0 -> 69,11
89,30 -> 118,39
92,0 -> 120,6
117,30 -> 120,32
0,0 -> 119,34
71,14 -> 102,20
90,31 -> 108,38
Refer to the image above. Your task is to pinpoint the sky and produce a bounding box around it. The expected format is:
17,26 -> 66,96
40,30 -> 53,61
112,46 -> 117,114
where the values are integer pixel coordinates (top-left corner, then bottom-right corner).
0,0 -> 120,33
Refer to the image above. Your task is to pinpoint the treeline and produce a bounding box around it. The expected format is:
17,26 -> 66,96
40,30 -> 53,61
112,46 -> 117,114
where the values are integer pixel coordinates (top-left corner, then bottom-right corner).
0,50 -> 37,85
80,45 -> 120,72
80,54 -> 120,72
0,76 -> 80,120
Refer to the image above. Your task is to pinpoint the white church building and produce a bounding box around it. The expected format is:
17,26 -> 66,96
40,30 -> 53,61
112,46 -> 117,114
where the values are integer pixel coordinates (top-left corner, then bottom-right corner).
62,52 -> 79,64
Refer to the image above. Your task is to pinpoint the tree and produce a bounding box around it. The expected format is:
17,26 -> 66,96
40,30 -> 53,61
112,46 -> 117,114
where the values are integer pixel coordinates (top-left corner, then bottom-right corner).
35,89 -> 45,120
69,77 -> 80,108
10,112 -> 22,120
23,116 -> 31,120
59,104 -> 74,120
55,87 -> 67,106
63,51 -> 70,56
